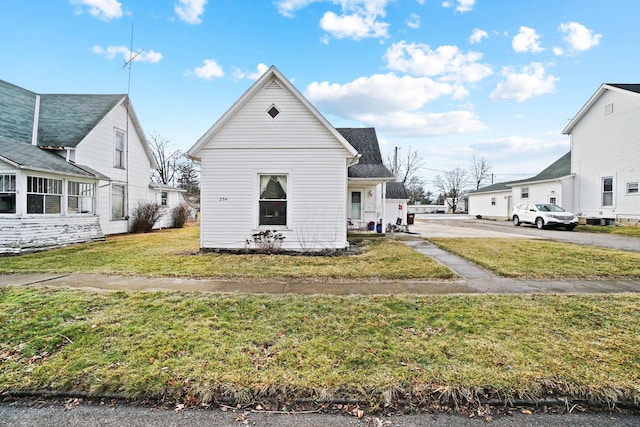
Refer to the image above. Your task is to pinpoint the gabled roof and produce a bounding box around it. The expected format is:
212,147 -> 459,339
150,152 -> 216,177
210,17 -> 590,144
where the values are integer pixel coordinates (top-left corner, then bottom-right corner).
0,79 -> 156,167
0,138 -> 105,179
337,128 -> 395,180
188,65 -> 359,159
563,83 -> 640,134
470,152 -> 572,194
386,181 -> 408,199
37,94 -> 124,147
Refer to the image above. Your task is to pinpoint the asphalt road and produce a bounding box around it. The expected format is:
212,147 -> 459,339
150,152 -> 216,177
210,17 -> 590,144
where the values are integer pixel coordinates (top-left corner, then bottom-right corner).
412,215 -> 640,252
1,399 -> 638,426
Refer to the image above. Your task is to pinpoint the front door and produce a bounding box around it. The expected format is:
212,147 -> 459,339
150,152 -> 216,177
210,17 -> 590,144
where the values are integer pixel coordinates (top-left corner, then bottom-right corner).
350,191 -> 362,219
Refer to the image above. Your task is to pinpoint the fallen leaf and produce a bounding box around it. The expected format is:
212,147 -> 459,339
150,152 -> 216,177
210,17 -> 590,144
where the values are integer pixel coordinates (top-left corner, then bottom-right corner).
522,409 -> 532,415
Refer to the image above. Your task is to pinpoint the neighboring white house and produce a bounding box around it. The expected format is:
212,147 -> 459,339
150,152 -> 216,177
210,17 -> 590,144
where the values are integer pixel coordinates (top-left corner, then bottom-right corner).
0,79 -> 184,253
468,152 -> 573,221
563,84 -> 640,226
187,66 -> 394,251
470,83 -> 640,226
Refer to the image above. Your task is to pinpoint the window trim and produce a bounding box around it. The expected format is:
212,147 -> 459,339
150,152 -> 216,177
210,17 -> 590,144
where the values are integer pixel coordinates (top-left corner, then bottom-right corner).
111,184 -> 127,221
161,191 -> 168,206
258,174 -> 288,227
68,181 -> 96,215
0,174 -> 17,214
602,176 -> 614,207
114,129 -> 126,169
490,196 -> 496,206
27,176 -> 63,215
521,187 -> 529,199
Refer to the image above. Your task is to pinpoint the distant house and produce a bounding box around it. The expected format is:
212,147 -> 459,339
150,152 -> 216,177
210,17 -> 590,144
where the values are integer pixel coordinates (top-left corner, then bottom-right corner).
468,152 -> 573,221
385,182 -> 409,225
0,79 -> 184,253
562,84 -> 640,226
187,66 -> 394,251
470,83 -> 640,227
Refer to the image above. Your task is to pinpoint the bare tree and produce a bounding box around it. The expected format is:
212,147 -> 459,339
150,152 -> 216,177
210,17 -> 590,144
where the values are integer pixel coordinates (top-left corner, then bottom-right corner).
470,155 -> 492,190
434,167 -> 471,213
405,176 -> 433,204
149,133 -> 181,185
384,147 -> 425,183
177,159 -> 200,204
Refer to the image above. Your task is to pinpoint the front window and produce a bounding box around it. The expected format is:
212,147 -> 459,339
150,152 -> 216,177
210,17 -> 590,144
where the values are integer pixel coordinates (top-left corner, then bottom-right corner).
490,197 -> 496,206
627,182 -> 639,195
111,184 -> 126,220
114,130 -> 125,168
68,181 -> 95,214
521,187 -> 529,199
259,175 -> 287,226
161,191 -> 168,206
27,176 -> 62,214
0,174 -> 16,214
602,177 -> 613,207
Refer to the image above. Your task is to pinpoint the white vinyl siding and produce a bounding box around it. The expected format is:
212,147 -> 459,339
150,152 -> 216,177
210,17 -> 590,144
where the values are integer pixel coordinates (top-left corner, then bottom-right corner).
570,88 -> 640,219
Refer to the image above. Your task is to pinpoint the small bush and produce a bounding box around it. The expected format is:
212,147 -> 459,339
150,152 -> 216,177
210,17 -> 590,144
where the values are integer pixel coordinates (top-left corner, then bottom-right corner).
130,202 -> 163,233
171,203 -> 193,228
247,230 -> 285,253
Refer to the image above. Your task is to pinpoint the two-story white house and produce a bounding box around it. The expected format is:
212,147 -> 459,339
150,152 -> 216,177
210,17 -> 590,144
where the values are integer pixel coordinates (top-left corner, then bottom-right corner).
0,79 -> 184,253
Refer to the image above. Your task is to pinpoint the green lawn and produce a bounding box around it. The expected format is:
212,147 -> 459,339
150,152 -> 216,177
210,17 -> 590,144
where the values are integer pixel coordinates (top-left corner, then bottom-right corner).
431,238 -> 640,279
1,287 -> 638,408
0,226 -> 454,280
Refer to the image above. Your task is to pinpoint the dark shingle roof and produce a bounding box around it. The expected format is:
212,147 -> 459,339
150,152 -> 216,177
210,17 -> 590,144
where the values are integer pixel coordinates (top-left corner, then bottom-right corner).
0,79 -> 125,148
607,84 -> 640,94
470,152 -> 571,194
0,138 -> 102,178
337,128 -> 395,179
37,94 -> 124,147
386,182 -> 408,199
0,80 -> 36,144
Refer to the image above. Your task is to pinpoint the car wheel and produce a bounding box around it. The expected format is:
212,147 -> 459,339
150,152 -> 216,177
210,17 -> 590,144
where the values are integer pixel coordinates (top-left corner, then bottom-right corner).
512,216 -> 520,226
565,225 -> 576,231
536,217 -> 545,229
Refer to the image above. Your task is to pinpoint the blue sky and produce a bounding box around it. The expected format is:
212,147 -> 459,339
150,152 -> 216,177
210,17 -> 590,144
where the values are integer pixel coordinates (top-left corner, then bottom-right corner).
0,0 -> 636,190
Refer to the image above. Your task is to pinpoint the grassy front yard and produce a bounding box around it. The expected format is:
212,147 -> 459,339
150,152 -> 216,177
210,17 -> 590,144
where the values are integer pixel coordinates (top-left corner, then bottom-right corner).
1,287 -> 639,409
430,238 -> 640,279
0,225 -> 454,280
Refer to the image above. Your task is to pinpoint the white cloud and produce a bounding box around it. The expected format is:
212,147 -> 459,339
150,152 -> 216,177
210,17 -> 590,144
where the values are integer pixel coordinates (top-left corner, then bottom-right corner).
441,0 -> 475,13
175,0 -> 207,24
274,0 -> 319,17
359,110 -> 487,136
185,59 -> 224,79
406,13 -> 420,29
70,0 -> 123,21
232,63 -> 270,80
552,46 -> 564,56
384,41 -> 493,84
93,45 -> 162,63
320,10 -> 389,39
276,0 -> 391,40
469,28 -> 488,44
490,63 -> 558,102
304,72 -> 486,136
512,26 -> 544,53
559,22 -> 601,53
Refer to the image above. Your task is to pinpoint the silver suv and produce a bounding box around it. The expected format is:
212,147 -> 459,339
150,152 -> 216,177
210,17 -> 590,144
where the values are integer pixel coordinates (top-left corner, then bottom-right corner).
512,203 -> 578,231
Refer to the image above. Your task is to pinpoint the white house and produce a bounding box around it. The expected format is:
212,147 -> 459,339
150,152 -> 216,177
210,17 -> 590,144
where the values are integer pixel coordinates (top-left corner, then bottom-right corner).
385,182 -> 409,226
470,83 -> 640,227
563,84 -> 640,226
0,79 -> 184,253
187,66 -> 394,251
468,152 -> 573,221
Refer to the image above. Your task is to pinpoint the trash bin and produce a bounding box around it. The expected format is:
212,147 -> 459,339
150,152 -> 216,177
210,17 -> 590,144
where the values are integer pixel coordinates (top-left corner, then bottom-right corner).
407,213 -> 415,225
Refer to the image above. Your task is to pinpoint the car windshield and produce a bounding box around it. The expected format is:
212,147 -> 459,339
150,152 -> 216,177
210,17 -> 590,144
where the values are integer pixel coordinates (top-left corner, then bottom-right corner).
536,204 -> 565,212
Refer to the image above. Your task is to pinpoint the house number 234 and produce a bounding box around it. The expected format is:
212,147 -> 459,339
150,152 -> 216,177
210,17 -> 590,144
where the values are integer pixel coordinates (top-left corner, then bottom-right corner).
219,197 -> 228,201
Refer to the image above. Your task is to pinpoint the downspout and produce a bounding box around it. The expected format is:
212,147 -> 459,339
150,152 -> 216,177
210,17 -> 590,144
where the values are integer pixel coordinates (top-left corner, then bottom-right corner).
31,95 -> 40,146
